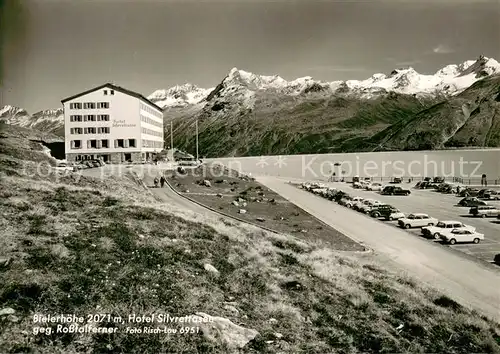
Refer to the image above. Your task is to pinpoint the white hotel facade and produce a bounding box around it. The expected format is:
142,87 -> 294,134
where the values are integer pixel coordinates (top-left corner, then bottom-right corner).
61,83 -> 164,163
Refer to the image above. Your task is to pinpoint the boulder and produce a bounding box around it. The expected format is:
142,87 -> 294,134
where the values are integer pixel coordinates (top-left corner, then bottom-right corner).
203,180 -> 212,187
238,209 -> 247,214
0,308 -> 15,316
191,312 -> 259,350
237,197 -> 246,203
0,257 -> 11,269
256,217 -> 265,222
204,263 -> 219,275
232,201 -> 239,206
216,193 -> 223,198
223,304 -> 240,316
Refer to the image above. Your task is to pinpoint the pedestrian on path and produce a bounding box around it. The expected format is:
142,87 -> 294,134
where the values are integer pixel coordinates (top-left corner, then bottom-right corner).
160,175 -> 166,188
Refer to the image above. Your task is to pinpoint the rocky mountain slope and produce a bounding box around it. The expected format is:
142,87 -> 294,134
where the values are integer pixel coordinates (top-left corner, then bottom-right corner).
0,106 -> 64,136
165,56 -> 500,156
364,74 -> 500,151
2,56 -> 499,156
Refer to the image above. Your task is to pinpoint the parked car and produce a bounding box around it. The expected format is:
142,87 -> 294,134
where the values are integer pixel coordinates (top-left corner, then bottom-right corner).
381,186 -> 411,196
342,196 -> 364,208
438,229 -> 485,245
469,205 -> 500,218
477,189 -> 494,199
433,177 -> 445,183
389,177 -> 402,184
398,214 -> 438,229
324,188 -> 339,200
484,190 -> 500,200
353,198 -> 377,211
457,188 -> 480,197
366,182 -> 384,191
369,204 -> 396,218
369,205 -> 404,220
458,197 -> 488,207
353,180 -> 370,189
421,221 -> 476,239
359,200 -> 383,213
312,188 -> 329,196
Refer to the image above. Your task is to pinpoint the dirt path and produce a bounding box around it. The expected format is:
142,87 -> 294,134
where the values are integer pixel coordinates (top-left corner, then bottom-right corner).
256,176 -> 500,322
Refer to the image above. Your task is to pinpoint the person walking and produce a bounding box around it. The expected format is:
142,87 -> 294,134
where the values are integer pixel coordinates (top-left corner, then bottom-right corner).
160,175 -> 166,188
154,176 -> 159,188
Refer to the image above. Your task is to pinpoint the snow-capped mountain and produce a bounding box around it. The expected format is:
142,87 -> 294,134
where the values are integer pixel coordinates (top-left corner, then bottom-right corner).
148,84 -> 214,108
2,55 -> 499,138
149,55 -> 500,110
0,105 -> 64,135
0,105 -> 31,126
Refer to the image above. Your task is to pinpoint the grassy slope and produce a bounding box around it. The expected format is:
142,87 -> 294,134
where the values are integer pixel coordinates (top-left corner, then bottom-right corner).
1,127 -> 500,353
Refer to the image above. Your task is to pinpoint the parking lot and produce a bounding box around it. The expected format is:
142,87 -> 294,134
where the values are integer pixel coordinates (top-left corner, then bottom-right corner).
319,181 -> 500,264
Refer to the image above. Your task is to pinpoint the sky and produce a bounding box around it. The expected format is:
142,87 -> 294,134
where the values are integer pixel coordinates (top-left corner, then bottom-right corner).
1,0 -> 499,112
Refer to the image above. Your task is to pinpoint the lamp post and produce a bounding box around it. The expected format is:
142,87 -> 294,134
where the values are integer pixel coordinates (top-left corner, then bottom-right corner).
170,121 -> 173,150
195,119 -> 199,162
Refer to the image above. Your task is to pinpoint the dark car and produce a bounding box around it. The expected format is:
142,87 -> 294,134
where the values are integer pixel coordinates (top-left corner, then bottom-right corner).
381,186 -> 411,196
423,177 -> 432,182
458,197 -> 487,207
494,253 -> 500,265
389,177 -> 402,184
457,188 -> 480,197
433,177 -> 445,183
477,189 -> 495,199
369,204 -> 395,218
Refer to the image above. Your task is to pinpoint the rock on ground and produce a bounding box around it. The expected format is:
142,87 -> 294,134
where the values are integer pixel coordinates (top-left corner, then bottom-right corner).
0,308 -> 16,316
203,263 -> 219,275
191,312 -> 259,350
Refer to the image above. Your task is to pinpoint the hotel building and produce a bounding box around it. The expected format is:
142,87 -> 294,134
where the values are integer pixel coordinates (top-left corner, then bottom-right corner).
61,83 -> 164,163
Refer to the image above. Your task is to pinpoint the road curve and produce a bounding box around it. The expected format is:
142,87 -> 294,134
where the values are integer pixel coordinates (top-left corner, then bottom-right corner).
256,176 -> 500,322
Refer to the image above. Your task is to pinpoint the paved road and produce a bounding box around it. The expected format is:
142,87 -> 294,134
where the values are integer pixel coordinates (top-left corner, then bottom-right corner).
256,176 -> 500,322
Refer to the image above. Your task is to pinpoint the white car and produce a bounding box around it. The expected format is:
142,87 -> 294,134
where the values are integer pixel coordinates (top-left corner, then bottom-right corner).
353,181 -> 369,189
353,198 -> 376,211
398,213 -> 438,229
438,229 -> 485,244
360,200 -> 383,213
486,190 -> 500,200
421,221 -> 476,239
344,196 -> 364,208
366,182 -> 384,191
312,188 -> 328,195
386,210 -> 406,221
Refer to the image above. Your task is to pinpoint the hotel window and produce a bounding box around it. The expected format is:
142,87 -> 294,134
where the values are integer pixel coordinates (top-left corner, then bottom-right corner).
129,139 -> 136,148
101,139 -> 109,148
97,102 -> 109,109
83,102 -> 96,109
97,114 -> 110,121
97,127 -> 110,134
104,90 -> 108,95
88,140 -> 98,148
83,115 -> 96,121
70,103 -> 82,109
110,90 -> 114,95
71,140 -> 82,149
115,139 -> 124,148
70,127 -> 83,134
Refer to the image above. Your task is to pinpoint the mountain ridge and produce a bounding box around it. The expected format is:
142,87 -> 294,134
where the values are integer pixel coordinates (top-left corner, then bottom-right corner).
2,56 -> 500,157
